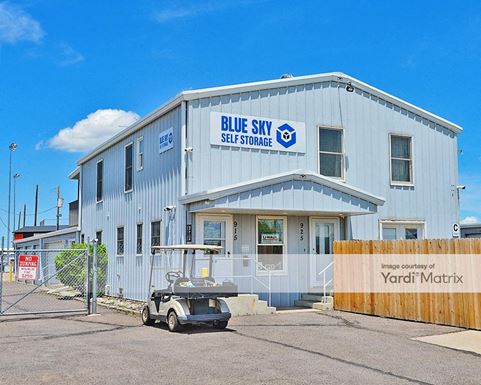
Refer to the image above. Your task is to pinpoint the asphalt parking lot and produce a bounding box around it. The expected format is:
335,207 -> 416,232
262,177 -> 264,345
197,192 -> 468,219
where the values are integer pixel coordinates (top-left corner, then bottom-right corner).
0,308 -> 480,385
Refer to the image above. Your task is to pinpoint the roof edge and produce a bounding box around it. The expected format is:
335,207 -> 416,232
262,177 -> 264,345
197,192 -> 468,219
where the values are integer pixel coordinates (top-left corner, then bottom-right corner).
13,226 -> 79,244
77,72 -> 462,165
179,169 -> 386,207
77,94 -> 183,165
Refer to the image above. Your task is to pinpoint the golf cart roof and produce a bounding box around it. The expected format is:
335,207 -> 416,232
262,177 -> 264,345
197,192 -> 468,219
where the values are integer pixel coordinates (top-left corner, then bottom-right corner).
151,244 -> 223,252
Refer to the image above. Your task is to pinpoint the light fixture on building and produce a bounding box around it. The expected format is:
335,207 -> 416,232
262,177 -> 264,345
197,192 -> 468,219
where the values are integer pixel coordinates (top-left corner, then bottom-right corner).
345,82 -> 354,93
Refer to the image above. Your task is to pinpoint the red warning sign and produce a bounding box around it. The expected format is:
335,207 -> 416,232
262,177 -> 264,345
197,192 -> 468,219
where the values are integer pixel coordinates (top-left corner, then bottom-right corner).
18,255 -> 39,281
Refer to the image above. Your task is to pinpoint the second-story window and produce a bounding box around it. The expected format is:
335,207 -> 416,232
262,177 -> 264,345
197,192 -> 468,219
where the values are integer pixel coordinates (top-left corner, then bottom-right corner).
96,160 -> 103,202
319,127 -> 344,178
125,143 -> 133,192
390,135 -> 413,184
117,226 -> 124,256
137,137 -> 144,171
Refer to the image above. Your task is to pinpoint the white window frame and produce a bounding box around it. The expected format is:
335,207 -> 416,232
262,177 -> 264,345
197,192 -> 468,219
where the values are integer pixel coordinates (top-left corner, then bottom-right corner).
256,215 -> 288,276
136,222 -> 143,256
317,125 -> 345,181
116,226 -> 125,256
389,133 -> 414,186
95,230 -> 103,244
124,142 -> 134,193
136,136 -> 144,171
379,220 -> 426,240
96,159 -> 103,203
150,220 -> 162,249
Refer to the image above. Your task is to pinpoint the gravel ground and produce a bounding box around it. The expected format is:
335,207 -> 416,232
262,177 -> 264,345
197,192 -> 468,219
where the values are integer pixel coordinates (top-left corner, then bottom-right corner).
0,308 -> 480,385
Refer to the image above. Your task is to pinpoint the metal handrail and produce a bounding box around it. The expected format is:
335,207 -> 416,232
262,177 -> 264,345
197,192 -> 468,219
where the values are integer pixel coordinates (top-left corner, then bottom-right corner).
193,256 -> 273,306
318,261 -> 334,302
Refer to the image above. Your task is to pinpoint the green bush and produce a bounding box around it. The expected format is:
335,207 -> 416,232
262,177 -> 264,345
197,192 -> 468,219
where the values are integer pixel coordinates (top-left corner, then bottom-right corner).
54,243 -> 108,296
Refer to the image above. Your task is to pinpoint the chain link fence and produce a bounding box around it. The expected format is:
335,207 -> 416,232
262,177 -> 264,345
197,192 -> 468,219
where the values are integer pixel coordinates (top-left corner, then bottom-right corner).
0,243 -> 107,317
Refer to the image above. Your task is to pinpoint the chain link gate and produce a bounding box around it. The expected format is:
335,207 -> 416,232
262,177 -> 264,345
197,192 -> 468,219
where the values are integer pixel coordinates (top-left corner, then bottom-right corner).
0,247 -> 91,317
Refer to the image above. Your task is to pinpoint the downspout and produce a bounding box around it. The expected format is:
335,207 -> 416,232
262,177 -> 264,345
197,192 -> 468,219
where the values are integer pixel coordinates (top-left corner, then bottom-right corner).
78,166 -> 83,243
180,100 -> 188,243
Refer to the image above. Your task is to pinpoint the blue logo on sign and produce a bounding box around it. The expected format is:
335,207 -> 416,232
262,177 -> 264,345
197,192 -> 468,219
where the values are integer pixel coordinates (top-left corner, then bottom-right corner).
168,133 -> 173,143
276,123 -> 296,148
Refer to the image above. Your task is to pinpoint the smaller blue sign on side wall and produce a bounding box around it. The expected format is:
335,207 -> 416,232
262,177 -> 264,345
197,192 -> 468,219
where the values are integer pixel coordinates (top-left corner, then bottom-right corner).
159,127 -> 174,154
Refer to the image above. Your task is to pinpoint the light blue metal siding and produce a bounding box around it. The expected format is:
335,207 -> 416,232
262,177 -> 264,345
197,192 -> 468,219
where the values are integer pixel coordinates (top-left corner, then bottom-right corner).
189,180 -> 377,215
187,81 -> 459,239
80,106 -> 182,300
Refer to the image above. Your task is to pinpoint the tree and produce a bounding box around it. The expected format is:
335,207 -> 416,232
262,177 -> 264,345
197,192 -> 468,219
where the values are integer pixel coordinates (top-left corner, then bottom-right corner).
54,243 -> 108,296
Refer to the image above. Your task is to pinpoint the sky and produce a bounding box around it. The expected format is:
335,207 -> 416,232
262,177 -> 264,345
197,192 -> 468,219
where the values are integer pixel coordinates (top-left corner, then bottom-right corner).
0,0 -> 480,243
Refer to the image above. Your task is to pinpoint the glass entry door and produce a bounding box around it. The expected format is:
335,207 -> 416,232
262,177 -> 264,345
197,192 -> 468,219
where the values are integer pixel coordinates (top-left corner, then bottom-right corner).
195,215 -> 233,281
309,218 -> 339,288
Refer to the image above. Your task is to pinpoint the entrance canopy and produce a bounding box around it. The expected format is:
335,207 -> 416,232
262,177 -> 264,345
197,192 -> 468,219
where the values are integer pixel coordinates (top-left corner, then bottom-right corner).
180,170 -> 385,216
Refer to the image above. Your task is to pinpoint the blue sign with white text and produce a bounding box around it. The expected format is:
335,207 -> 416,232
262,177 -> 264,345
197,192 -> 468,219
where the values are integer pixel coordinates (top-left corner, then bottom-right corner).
159,127 -> 174,154
210,112 -> 305,153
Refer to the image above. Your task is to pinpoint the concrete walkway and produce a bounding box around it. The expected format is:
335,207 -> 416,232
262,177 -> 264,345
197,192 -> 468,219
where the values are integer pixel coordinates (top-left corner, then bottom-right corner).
414,330 -> 481,355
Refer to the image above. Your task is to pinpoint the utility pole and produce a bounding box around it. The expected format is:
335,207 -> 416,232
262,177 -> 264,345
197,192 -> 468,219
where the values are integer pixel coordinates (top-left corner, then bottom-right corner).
34,185 -> 39,226
13,173 -> 20,231
17,211 -> 21,230
23,204 -> 26,228
7,143 -> 17,250
56,186 -> 63,231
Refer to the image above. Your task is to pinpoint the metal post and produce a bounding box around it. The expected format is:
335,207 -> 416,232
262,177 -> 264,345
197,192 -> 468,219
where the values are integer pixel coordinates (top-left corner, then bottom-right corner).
323,270 -> 326,301
86,247 -> 91,315
7,146 -> 14,251
268,271 -> 272,307
92,240 -> 98,314
12,173 -> 20,232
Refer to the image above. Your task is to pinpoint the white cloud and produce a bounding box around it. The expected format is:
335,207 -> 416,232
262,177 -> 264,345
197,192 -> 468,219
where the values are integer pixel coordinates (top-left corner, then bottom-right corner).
460,216 -> 480,225
58,43 -> 84,66
154,0 -> 261,23
0,2 -> 44,44
46,109 -> 140,152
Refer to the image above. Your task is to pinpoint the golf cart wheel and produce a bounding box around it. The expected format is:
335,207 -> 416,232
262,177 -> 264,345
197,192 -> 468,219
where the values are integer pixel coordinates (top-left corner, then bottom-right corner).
213,320 -> 228,330
167,310 -> 183,332
142,306 -> 155,326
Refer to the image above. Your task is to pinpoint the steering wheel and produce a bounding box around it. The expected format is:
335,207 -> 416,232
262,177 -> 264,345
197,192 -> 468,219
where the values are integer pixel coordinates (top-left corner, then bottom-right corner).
165,271 -> 183,284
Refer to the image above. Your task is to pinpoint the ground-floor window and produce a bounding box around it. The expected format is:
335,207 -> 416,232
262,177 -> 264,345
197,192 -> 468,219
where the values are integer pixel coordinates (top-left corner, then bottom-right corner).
116,227 -> 124,255
151,221 -> 162,248
136,223 -> 143,255
256,216 -> 287,274
381,221 -> 424,240
203,219 -> 226,255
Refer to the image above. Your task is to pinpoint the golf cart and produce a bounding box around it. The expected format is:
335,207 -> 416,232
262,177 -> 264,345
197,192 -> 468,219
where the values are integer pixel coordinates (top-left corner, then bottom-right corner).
142,244 -> 238,332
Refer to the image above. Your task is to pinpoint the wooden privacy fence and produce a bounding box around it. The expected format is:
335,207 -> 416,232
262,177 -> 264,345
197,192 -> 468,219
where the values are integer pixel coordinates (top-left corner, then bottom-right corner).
333,239 -> 481,330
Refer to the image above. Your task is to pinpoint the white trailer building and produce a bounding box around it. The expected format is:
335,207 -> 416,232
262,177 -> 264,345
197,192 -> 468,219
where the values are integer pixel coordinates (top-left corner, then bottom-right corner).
73,72 -> 461,306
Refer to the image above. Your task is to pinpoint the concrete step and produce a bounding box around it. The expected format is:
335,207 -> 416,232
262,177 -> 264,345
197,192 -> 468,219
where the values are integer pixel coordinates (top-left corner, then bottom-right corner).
223,294 -> 276,316
254,300 -> 277,315
313,302 -> 333,311
295,295 -> 334,310
301,294 -> 326,302
294,300 -> 316,308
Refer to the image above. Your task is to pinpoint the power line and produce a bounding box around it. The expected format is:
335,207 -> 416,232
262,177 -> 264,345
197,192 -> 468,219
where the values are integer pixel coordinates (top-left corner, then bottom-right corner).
0,206 -> 56,216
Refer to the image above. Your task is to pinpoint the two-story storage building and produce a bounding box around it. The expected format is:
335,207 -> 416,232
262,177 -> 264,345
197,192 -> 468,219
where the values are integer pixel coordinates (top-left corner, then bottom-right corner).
73,72 -> 461,306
